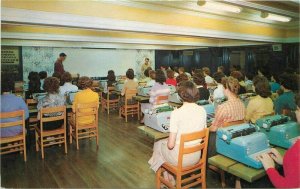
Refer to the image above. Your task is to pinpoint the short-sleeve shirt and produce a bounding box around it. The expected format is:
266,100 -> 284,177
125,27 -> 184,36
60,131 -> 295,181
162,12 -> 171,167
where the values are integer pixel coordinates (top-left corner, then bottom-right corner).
0,94 -> 29,137
245,95 -> 274,123
169,103 -> 207,145
212,98 -> 245,128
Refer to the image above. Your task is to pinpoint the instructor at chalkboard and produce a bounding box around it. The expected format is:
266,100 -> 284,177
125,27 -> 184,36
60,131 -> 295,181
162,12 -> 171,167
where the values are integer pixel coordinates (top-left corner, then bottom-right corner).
54,53 -> 67,75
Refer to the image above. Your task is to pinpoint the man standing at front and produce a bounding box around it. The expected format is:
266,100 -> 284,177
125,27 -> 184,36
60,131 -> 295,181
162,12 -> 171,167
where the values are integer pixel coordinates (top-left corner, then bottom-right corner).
141,58 -> 151,78
54,53 -> 67,75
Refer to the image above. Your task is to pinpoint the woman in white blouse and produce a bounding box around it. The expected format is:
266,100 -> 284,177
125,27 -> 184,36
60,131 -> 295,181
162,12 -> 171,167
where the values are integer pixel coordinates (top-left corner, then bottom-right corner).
148,81 -> 207,185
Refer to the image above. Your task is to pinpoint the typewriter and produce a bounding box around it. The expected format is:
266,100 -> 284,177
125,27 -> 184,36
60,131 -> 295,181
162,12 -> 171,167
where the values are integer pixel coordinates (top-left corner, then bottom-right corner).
216,123 -> 271,169
168,93 -> 182,104
144,103 -> 174,133
137,87 -> 151,97
255,115 -> 300,148
196,100 -> 215,123
168,85 -> 176,94
32,93 -> 47,102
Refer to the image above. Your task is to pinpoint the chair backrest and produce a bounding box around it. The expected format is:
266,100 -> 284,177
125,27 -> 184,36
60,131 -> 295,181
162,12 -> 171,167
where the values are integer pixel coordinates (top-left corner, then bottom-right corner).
177,128 -> 209,170
75,102 -> 99,121
40,106 -> 66,130
223,120 -> 245,127
0,110 -> 25,132
125,89 -> 137,102
156,95 -> 169,105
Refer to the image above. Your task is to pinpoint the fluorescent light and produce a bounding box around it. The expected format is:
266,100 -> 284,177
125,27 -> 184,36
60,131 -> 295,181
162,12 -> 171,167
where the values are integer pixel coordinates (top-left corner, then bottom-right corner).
261,12 -> 291,22
197,0 -> 242,13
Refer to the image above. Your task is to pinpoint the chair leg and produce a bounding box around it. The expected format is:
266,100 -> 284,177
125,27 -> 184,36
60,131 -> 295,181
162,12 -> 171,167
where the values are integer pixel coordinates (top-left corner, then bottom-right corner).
64,132 -> 68,154
176,174 -> 181,189
125,108 -> 128,122
35,130 -> 39,152
137,107 -> 140,121
41,137 -> 44,159
235,177 -> 241,189
76,129 -> 79,150
23,139 -> 27,162
202,170 -> 207,189
220,170 -> 226,188
156,168 -> 162,189
69,126 -> 72,144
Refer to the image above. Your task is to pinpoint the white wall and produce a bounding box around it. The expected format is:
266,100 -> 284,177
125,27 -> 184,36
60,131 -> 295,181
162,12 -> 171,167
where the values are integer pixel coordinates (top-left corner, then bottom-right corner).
22,47 -> 155,81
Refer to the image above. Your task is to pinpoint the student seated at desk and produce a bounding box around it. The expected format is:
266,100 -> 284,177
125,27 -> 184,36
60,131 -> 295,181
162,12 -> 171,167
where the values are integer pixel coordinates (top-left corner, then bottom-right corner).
59,72 -> 78,95
72,76 -> 99,125
25,71 -> 42,99
165,69 -> 177,86
193,72 -> 209,101
148,81 -> 207,185
146,70 -> 156,87
102,70 -> 118,100
212,72 -> 225,101
139,68 -> 152,84
121,70 -> 139,96
0,75 -> 29,137
274,73 -> 297,115
176,73 -> 189,86
178,67 -> 191,79
209,76 -> 245,157
258,139 -> 300,188
37,77 -> 65,130
119,70 -> 139,107
124,68 -> 138,83
202,67 -> 215,85
245,76 -> 274,123
230,71 -> 246,94
140,70 -> 170,123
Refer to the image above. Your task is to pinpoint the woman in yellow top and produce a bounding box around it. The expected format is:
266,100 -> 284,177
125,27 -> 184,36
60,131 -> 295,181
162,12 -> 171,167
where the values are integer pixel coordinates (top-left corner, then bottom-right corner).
72,76 -> 99,124
245,75 -> 274,123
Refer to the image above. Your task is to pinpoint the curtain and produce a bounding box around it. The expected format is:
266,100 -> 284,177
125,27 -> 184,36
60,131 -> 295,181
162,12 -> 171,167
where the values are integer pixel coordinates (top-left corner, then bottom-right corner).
245,49 -> 255,74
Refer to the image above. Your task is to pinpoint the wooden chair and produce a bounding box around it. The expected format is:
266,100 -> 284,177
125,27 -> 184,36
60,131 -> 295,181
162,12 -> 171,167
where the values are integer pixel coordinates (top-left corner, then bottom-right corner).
156,95 -> 169,105
35,106 -> 67,159
156,128 -> 209,189
119,89 -> 140,122
26,99 -> 38,131
69,102 -> 99,150
0,110 -> 27,162
101,86 -> 120,114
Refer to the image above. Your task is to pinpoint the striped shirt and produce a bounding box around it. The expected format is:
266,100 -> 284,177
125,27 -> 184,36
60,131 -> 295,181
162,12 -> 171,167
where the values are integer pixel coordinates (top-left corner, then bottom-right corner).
211,97 -> 245,130
149,82 -> 170,105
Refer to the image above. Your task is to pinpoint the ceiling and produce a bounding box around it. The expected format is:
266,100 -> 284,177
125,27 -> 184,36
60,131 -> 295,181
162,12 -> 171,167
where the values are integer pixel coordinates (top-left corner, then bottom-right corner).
140,0 -> 299,27
1,0 -> 299,50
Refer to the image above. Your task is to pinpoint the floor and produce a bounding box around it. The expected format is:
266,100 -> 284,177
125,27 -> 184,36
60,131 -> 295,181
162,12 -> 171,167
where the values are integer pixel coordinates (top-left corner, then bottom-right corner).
1,110 -> 274,188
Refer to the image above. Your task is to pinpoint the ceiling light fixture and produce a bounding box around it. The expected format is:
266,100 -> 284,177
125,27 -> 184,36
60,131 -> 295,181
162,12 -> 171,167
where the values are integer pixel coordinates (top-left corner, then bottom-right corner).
197,0 -> 242,13
261,12 -> 291,22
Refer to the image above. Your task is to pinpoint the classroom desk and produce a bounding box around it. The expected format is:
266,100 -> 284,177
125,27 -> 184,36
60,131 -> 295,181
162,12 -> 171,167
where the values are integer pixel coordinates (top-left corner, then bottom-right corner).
208,147 -> 287,189
137,126 -> 169,141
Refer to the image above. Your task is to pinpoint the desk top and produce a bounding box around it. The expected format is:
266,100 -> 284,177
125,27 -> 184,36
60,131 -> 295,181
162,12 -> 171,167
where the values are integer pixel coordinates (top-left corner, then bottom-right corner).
138,126 -> 169,141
